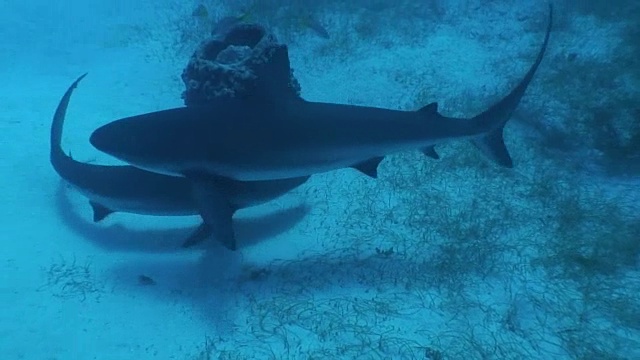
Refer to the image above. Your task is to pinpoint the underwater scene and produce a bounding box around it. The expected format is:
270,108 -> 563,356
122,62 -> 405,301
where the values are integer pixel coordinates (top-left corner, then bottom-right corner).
1,0 -> 639,359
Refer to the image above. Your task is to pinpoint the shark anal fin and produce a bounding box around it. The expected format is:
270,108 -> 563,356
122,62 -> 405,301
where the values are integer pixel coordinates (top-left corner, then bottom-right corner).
182,222 -> 213,248
89,201 -> 114,222
351,156 -> 384,178
186,173 -> 238,251
416,103 -> 440,160
421,146 -> 440,160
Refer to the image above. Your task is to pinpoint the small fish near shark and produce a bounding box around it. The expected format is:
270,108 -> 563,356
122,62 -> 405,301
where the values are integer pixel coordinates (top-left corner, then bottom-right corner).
90,6 -> 553,201
50,74 -> 311,250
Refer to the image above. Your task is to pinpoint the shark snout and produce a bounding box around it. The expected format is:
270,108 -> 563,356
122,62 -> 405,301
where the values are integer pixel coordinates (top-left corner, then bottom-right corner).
89,116 -> 178,173
90,119 -> 148,161
90,122 -> 122,156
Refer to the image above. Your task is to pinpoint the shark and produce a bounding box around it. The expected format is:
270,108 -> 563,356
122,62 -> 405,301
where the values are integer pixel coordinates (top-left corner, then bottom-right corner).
90,5 -> 552,185
50,74 -> 311,250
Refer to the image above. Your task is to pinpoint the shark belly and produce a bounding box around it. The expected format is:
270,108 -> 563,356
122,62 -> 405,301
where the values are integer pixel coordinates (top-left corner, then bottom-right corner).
194,148 -> 388,181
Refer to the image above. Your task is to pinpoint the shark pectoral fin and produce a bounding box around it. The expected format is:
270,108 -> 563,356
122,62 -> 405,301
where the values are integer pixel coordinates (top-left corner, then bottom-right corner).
471,126 -> 513,168
89,201 -> 114,222
187,174 -> 238,251
351,156 -> 384,178
181,222 -> 213,248
421,146 -> 440,160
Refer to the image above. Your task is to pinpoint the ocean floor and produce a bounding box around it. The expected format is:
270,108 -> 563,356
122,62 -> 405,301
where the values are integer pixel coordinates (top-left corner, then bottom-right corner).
1,1 -> 639,359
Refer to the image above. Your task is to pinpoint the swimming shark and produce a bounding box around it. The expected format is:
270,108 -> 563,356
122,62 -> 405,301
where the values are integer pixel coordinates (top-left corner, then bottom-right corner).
90,6 -> 552,184
50,74 -> 311,250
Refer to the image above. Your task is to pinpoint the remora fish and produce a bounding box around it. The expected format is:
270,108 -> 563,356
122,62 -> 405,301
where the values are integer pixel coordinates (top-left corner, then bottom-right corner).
90,6 -> 552,184
50,74 -> 310,250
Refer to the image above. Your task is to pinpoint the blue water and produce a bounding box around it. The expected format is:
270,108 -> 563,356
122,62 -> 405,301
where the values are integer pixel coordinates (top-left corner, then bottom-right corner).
1,1 -> 639,359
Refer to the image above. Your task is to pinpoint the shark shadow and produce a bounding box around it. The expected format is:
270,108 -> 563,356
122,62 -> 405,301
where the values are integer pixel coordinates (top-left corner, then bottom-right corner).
54,181 -> 310,253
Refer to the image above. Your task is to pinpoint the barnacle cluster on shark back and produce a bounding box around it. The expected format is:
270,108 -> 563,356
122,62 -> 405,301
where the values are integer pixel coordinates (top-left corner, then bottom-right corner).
181,23 -> 301,106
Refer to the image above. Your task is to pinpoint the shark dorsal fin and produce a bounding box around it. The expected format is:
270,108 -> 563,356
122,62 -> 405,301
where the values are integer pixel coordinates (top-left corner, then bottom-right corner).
351,156 -> 384,178
89,201 -> 114,222
419,102 -> 438,114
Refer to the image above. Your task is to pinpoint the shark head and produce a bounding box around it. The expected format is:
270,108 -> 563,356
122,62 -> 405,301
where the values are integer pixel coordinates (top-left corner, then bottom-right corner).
91,118 -> 145,160
90,119 -> 126,155
90,108 -> 194,174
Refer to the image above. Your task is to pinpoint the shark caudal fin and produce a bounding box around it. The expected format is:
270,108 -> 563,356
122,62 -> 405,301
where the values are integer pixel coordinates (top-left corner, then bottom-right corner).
50,73 -> 88,165
470,4 -> 552,168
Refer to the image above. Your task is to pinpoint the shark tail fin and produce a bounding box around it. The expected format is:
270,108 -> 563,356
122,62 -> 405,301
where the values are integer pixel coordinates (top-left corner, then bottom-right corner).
50,73 -> 87,165
471,124 -> 513,168
467,3 -> 552,168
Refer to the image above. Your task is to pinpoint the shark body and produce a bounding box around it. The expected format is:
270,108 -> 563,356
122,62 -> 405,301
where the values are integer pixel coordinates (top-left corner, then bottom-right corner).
90,6 -> 552,183
50,74 -> 310,249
